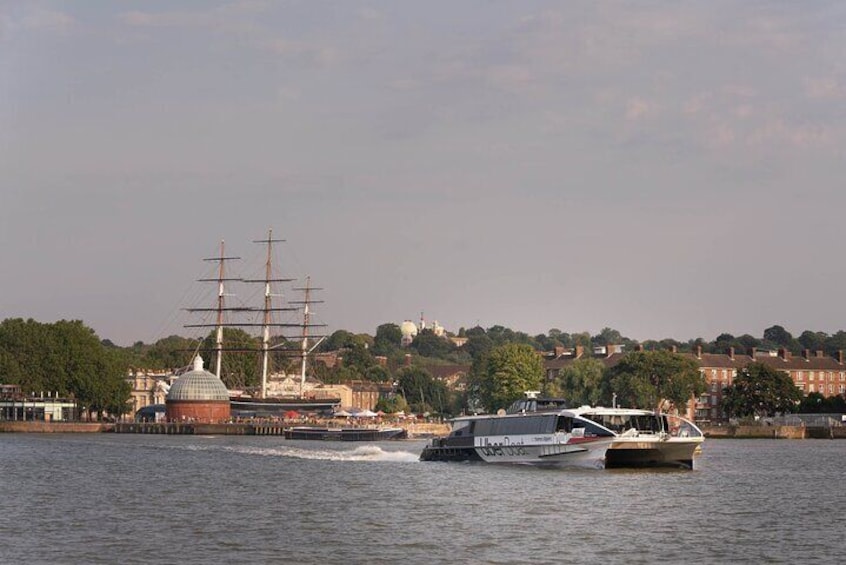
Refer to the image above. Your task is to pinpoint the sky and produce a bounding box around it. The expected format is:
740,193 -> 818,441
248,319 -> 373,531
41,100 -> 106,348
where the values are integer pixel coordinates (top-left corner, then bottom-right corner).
2,1 -> 846,347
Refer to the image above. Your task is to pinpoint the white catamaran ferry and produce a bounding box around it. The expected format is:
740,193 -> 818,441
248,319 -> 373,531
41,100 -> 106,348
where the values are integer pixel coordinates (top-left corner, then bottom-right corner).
574,406 -> 705,469
419,397 -> 617,468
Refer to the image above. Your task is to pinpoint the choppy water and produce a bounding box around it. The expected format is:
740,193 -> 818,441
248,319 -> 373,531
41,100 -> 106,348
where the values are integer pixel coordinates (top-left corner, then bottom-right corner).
1,434 -> 844,564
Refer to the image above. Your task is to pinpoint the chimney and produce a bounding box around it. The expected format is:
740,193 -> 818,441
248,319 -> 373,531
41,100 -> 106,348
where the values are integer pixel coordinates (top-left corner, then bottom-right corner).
749,347 -> 757,359
554,346 -> 565,358
778,348 -> 790,361
635,343 -> 644,352
575,345 -> 584,359
695,345 -> 702,359
404,353 -> 412,367
838,350 -> 844,365
815,350 -> 824,358
375,355 -> 388,367
802,349 -> 811,361
670,345 -> 678,353
728,347 -> 735,361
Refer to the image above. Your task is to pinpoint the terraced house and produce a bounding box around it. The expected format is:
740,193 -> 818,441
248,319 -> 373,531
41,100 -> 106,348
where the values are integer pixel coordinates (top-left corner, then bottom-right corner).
543,345 -> 846,423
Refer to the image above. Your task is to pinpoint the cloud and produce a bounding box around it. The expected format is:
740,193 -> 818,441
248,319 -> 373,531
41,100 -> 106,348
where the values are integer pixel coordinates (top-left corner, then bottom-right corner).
625,97 -> 653,121
805,76 -> 846,99
17,8 -> 75,31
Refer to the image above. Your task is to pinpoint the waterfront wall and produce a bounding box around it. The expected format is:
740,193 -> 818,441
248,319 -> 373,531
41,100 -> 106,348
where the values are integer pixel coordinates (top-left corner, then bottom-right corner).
702,424 -> 846,439
0,421 -> 113,433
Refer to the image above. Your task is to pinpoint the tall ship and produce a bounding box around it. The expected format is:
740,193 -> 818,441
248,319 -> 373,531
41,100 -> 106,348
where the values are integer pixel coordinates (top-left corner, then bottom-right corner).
184,232 -> 340,417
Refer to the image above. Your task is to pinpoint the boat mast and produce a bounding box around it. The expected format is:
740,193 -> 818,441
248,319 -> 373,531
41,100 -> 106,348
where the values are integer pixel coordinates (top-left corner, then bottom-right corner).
241,230 -> 299,398
290,277 -> 326,399
184,241 -> 244,379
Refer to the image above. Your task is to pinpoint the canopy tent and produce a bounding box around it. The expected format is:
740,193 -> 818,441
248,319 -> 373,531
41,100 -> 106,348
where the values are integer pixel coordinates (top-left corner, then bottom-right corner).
352,409 -> 378,418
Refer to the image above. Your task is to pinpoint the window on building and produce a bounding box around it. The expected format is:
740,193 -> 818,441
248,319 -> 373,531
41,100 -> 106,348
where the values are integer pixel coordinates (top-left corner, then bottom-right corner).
796,372 -> 803,381
809,384 -> 815,393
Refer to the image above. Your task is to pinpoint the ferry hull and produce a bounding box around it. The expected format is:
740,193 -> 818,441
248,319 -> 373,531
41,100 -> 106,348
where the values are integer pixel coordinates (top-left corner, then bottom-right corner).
420,437 -> 613,468
605,439 -> 701,469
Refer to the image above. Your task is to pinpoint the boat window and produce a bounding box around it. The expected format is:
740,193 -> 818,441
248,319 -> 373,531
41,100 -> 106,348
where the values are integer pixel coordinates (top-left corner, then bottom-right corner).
477,415 -> 556,436
572,417 -> 614,437
556,416 -> 572,433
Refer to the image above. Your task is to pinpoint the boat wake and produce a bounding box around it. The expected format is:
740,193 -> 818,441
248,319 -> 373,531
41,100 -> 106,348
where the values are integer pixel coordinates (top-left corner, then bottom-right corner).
219,444 -> 421,463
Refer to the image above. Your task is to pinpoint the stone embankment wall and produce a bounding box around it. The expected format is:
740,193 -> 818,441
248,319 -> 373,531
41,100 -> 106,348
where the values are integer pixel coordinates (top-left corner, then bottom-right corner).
0,421 -> 112,433
702,425 -> 846,439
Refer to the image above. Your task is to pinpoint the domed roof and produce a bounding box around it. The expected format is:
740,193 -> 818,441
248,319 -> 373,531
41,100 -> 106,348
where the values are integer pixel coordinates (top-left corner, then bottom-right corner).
400,320 -> 418,337
167,356 -> 230,402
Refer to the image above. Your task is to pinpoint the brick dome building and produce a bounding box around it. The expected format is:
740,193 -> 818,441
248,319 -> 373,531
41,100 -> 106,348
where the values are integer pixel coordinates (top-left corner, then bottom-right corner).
165,356 -> 231,422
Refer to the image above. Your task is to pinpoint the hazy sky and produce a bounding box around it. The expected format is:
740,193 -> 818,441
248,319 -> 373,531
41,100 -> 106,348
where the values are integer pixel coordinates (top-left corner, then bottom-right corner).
3,2 -> 846,346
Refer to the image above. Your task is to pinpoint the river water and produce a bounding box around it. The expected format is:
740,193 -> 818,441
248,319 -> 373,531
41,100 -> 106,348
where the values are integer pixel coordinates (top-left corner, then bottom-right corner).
1,434 -> 843,564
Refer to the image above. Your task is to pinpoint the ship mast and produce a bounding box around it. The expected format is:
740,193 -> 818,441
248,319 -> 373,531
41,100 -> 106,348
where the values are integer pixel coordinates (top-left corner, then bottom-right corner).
184,240 -> 245,379
242,230 -> 297,398
290,277 -> 326,398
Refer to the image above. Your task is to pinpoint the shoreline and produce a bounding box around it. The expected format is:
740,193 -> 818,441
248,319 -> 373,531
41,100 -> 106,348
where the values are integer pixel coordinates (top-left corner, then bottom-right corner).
0,420 -> 451,437
2,421 -> 844,439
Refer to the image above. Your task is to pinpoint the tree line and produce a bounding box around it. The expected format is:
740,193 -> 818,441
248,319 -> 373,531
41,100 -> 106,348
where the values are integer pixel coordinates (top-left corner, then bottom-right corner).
3,318 -> 844,419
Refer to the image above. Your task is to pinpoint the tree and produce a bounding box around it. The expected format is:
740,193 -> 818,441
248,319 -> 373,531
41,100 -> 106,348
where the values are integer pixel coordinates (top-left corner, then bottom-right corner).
396,366 -> 447,414
464,333 -> 493,362
410,329 -> 455,358
763,325 -> 797,350
374,394 -> 408,414
0,318 -> 131,419
200,328 -> 260,389
364,364 -> 390,383
720,362 -> 802,419
472,343 -> 544,412
547,358 -> 605,406
798,331 -> 827,353
372,323 -> 402,356
593,327 -> 623,346
604,350 -> 706,412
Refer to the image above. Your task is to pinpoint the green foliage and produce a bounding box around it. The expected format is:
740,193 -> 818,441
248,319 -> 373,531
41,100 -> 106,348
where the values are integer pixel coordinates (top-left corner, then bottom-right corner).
605,350 -> 706,411
721,362 -> 803,418
472,343 -> 544,412
374,394 -> 408,414
464,333 -> 493,362
372,323 -> 402,356
396,366 -> 447,414
199,328 -> 260,389
0,318 -> 131,417
797,392 -> 846,414
409,329 -> 455,358
547,358 -> 605,406
364,364 -> 390,383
